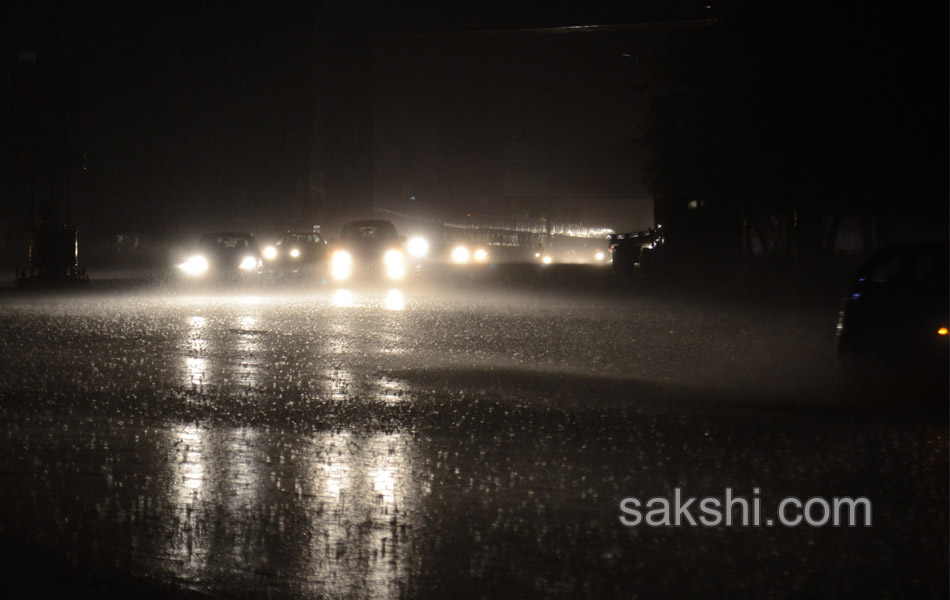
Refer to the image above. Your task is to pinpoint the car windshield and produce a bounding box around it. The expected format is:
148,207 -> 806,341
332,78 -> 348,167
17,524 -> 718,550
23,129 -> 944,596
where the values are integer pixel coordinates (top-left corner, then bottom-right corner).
341,222 -> 397,240
278,233 -> 321,245
199,234 -> 252,250
867,247 -> 950,287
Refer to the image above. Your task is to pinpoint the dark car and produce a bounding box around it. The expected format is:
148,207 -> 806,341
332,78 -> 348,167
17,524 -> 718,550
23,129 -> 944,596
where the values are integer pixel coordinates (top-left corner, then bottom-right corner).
328,220 -> 407,283
178,232 -> 263,281
262,231 -> 327,278
836,243 -> 949,397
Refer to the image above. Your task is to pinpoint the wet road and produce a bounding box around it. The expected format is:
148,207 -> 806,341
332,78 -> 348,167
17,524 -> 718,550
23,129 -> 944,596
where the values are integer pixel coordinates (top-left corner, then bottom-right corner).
0,278 -> 946,598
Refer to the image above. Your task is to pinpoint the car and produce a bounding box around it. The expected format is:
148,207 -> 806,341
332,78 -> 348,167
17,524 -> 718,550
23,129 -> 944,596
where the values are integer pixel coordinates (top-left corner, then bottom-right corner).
328,220 -> 407,283
836,243 -> 949,397
177,232 -> 263,281
262,230 -> 327,279
447,242 -> 490,265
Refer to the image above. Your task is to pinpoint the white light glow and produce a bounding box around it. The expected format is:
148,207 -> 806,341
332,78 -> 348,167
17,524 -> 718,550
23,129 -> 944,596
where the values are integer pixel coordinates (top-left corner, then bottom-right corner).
179,255 -> 209,276
385,289 -> 405,311
451,246 -> 469,264
239,256 -> 257,270
384,249 -> 403,266
384,249 -> 405,279
595,251 -> 605,261
290,248 -> 300,258
331,251 -> 353,280
332,289 -> 354,307
407,236 -> 429,258
263,246 -> 277,260
542,255 -> 552,265
473,248 -> 488,262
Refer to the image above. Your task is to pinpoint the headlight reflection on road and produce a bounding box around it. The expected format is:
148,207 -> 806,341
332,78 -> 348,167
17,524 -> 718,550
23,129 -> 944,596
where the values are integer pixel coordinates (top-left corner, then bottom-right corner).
233,315 -> 262,387
183,316 -> 208,387
166,424 -> 209,570
163,425 -> 260,582
332,289 -> 355,308
310,431 -> 415,598
157,425 -> 418,598
385,289 -> 405,311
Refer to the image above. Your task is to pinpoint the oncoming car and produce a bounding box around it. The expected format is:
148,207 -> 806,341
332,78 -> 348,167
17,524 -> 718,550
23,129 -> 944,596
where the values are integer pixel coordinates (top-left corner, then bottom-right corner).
328,220 -> 407,283
178,232 -> 263,282
262,231 -> 327,279
447,243 -> 490,265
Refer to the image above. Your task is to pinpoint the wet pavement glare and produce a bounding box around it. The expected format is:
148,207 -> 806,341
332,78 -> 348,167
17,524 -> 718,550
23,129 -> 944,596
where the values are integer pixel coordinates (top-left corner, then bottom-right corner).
0,284 -> 945,598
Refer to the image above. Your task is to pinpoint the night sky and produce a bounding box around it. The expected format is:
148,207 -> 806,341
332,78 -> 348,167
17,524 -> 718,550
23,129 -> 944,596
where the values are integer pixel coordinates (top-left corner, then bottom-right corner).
1,1 -> 946,255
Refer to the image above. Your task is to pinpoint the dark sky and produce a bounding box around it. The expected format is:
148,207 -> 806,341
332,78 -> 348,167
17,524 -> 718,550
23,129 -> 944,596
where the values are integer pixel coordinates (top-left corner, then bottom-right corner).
2,1 -> 714,240
1,1 -> 947,246
371,28 -> 663,226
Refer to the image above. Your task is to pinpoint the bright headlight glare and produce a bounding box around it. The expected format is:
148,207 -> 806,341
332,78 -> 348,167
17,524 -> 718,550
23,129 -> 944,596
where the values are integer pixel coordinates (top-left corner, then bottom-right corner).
595,251 -> 605,261
384,249 -> 404,266
239,256 -> 258,270
331,250 -> 353,280
542,255 -> 552,265
387,263 -> 406,280
290,248 -> 300,258
179,255 -> 208,276
473,248 -> 488,262
407,236 -> 429,258
451,246 -> 469,264
263,246 -> 277,260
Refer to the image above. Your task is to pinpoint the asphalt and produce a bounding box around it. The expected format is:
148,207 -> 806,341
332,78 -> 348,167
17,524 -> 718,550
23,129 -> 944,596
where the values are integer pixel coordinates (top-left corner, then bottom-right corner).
0,270 -> 945,599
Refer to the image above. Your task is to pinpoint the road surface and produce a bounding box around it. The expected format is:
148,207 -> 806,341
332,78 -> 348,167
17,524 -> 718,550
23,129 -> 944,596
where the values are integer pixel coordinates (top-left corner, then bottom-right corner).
0,275 -> 945,598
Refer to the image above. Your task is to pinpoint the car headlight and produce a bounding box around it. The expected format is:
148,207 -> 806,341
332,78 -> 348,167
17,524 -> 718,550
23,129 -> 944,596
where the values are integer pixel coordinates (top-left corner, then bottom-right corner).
595,251 -> 605,261
179,255 -> 208,276
290,248 -> 300,258
331,250 -> 353,280
263,246 -> 277,260
451,246 -> 469,264
239,256 -> 258,271
473,248 -> 488,262
407,236 -> 429,258
384,249 -> 405,280
384,249 -> 404,266
542,255 -> 552,265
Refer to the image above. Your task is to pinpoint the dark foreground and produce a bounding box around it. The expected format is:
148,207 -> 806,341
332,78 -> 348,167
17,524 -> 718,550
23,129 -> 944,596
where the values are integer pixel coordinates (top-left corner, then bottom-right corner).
0,271 -> 946,599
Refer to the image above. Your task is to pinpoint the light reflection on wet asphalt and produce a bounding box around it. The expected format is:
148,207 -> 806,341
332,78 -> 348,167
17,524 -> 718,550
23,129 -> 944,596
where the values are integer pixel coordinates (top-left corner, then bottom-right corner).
0,285 -> 945,598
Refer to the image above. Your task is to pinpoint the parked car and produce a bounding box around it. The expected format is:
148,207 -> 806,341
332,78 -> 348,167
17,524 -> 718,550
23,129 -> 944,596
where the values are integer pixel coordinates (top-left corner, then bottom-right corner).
177,232 -> 263,281
836,242 -> 949,399
262,230 -> 327,279
328,220 -> 407,283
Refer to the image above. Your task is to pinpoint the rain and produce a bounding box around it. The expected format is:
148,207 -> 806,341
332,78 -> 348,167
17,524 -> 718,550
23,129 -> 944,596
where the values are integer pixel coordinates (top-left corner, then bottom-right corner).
0,280 -> 945,598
